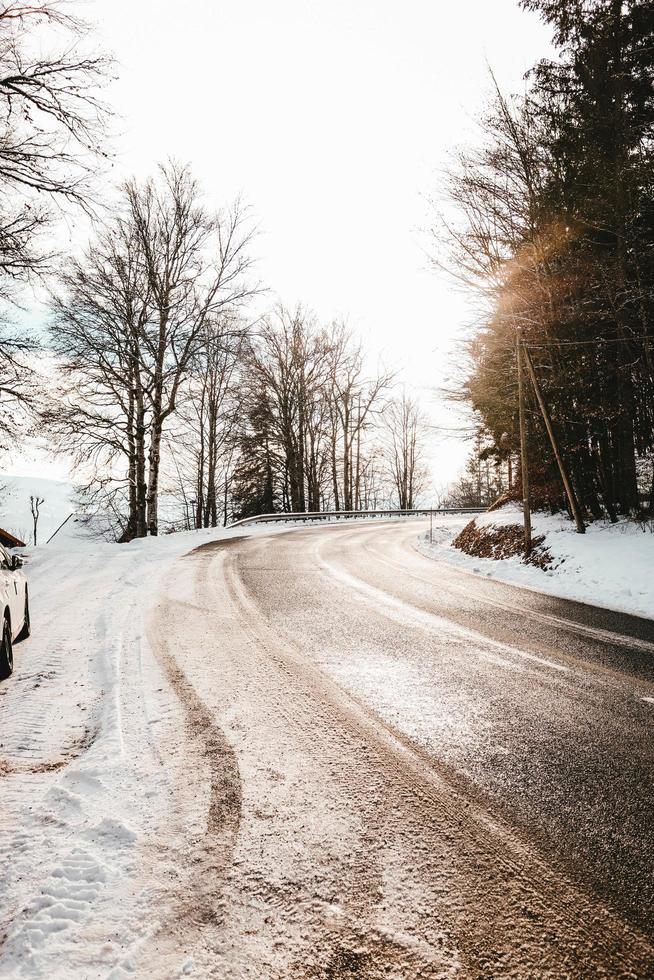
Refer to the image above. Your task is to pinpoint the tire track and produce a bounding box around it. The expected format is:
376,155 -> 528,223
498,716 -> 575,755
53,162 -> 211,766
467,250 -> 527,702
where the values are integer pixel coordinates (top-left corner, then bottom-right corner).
221,531 -> 654,977
140,528 -> 654,977
142,543 -> 243,966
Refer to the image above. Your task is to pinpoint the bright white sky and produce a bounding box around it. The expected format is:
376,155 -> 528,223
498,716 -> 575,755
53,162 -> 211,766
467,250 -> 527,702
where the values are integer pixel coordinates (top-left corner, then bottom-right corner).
13,0 -> 553,487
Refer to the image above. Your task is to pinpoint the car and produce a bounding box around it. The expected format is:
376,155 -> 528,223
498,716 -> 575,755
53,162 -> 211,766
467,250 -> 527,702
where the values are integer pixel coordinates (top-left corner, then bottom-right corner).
0,546 -> 30,679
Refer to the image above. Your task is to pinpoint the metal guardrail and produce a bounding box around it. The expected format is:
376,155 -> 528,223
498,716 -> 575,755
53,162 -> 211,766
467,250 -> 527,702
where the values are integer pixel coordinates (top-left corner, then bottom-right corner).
228,507 -> 486,529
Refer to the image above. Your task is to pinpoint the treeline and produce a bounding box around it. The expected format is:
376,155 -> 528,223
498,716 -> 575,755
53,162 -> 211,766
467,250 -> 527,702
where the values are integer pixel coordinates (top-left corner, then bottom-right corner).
45,166 -> 429,537
438,0 -> 654,520
232,311 -> 401,518
0,2 -> 431,539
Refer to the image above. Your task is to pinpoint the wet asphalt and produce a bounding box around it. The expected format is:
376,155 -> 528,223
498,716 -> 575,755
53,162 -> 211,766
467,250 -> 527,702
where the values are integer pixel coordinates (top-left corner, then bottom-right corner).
232,520 -> 654,942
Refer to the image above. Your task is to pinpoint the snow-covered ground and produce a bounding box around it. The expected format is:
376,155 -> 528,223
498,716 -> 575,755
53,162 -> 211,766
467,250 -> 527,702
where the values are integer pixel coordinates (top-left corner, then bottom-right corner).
0,476 -> 76,545
419,504 -> 654,621
2,507 -> 652,976
1,516 -> 389,978
0,475 -> 206,546
0,519 -> 247,978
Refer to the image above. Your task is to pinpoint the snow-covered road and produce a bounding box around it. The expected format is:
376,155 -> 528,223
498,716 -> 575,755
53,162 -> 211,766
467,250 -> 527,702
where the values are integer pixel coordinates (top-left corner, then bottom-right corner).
1,519 -> 654,977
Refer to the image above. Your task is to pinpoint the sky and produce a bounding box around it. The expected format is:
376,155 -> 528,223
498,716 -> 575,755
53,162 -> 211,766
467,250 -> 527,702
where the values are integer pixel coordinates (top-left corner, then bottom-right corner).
10,0 -> 554,487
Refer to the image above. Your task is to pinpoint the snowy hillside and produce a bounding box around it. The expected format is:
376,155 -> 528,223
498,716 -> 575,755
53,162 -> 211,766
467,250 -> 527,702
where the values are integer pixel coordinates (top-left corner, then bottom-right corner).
0,476 -> 77,545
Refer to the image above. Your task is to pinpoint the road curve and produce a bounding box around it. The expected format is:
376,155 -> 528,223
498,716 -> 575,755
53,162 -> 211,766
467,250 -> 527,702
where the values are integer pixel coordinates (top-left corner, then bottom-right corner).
145,519 -> 654,979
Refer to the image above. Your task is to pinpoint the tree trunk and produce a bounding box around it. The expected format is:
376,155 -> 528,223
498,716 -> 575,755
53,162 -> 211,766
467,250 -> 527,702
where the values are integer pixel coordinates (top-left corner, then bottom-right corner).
125,383 -> 138,541
135,381 -> 147,537
330,421 -> 340,511
147,417 -> 163,536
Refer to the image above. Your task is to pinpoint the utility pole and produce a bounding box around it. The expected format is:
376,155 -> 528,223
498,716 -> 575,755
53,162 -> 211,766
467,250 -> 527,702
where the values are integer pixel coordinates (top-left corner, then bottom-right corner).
516,329 -> 532,556
522,343 -> 585,534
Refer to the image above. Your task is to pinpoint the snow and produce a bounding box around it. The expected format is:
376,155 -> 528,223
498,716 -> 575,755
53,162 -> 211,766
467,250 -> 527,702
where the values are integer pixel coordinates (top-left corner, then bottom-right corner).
0,516 -> 379,977
418,504 -> 654,621
0,520 -> 253,978
2,506 -> 652,974
0,476 -> 76,545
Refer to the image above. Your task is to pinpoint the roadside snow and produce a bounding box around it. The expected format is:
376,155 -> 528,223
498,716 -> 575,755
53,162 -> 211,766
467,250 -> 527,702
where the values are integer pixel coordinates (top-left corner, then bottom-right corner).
0,515 -> 409,977
0,520 -> 245,978
418,504 -> 654,620
3,508 -> 651,976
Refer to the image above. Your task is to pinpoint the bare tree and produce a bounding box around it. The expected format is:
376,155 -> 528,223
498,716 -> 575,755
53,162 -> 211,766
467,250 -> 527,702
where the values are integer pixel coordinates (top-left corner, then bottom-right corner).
0,3 -> 111,212
241,306 -> 331,513
383,393 -> 428,509
0,1 -> 112,452
29,493 -> 44,546
233,312 -> 396,517
166,314 -> 247,528
326,323 -> 394,510
47,212 -> 151,538
0,1 -> 111,287
126,163 -> 257,535
48,162 -> 257,539
0,330 -> 42,450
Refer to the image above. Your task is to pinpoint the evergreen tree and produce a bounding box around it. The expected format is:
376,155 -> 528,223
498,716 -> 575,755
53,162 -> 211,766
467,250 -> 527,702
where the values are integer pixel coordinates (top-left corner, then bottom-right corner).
438,0 -> 654,518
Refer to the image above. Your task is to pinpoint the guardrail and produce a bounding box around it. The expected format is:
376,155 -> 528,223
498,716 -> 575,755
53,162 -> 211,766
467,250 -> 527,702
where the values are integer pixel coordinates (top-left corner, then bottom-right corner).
228,507 -> 485,529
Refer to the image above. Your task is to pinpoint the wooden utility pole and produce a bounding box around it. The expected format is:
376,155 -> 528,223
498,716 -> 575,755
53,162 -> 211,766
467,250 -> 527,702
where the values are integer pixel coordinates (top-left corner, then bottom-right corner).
516,328 -> 532,555
522,343 -> 585,534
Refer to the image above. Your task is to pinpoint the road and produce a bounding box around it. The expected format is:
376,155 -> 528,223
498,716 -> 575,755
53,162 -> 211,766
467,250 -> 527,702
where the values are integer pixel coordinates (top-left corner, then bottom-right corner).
145,519 -> 654,978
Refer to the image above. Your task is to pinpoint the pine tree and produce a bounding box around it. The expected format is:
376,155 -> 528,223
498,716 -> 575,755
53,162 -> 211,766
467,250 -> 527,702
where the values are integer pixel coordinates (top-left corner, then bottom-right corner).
438,0 -> 654,518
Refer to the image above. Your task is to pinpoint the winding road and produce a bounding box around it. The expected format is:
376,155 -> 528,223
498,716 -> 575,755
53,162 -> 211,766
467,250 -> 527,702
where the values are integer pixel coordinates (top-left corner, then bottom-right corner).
146,519 -> 654,978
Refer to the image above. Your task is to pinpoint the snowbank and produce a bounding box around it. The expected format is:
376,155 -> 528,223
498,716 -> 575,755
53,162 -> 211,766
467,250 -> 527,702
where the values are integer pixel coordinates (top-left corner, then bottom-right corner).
418,504 -> 654,621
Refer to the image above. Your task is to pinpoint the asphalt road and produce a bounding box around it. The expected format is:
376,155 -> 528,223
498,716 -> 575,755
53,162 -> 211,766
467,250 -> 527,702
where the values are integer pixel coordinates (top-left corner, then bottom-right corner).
146,519 -> 654,978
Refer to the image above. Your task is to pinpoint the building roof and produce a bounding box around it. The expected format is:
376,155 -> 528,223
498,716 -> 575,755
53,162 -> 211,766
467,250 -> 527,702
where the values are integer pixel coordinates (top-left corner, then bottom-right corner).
0,527 -> 26,549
